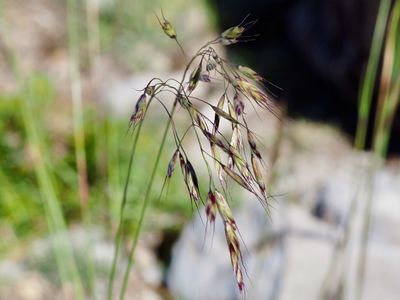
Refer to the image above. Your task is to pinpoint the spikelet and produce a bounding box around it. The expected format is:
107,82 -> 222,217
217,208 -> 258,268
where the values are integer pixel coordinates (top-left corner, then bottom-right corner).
210,142 -> 225,184
215,191 -> 244,291
186,160 -> 200,202
238,65 -> 264,82
206,61 -> 217,72
188,62 -> 202,93
166,149 -> 179,178
227,101 -> 238,121
233,92 -> 244,116
129,93 -> 147,129
191,108 -> 208,132
210,105 -> 239,125
224,222 -> 244,291
200,74 -> 211,83
145,85 -> 156,96
237,78 -> 264,101
220,25 -> 245,45
155,11 -> 177,39
247,129 -> 262,159
205,190 -> 217,224
176,93 -> 191,109
251,153 -> 266,195
219,17 -> 257,46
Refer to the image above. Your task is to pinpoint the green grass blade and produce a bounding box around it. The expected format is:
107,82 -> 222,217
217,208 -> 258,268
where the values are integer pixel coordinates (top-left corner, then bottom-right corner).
355,0 -> 391,150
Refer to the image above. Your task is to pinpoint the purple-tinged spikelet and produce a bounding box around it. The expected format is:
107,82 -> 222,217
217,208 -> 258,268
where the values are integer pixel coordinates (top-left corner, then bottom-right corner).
233,92 -> 244,116
188,63 -> 202,93
205,191 -> 217,224
167,150 -> 179,178
129,93 -> 147,128
215,191 -> 244,291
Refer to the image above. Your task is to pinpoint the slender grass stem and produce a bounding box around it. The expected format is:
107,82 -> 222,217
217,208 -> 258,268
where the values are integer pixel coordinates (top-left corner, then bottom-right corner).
356,3 -> 400,299
67,0 -> 97,296
107,120 -> 144,300
119,103 -> 177,300
354,0 -> 391,150
0,3 -> 84,297
116,41 -> 206,299
22,83 -> 85,300
67,0 -> 90,211
319,2 -> 395,298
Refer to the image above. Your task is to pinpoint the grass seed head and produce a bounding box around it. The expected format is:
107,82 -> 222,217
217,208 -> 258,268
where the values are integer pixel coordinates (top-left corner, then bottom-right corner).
200,74 -> 211,83
210,142 -> 225,184
191,108 -> 208,132
188,62 -> 202,93
221,164 -> 253,192
211,105 -> 239,125
215,191 -> 234,225
251,152 -> 266,194
220,26 -> 245,45
133,16 -> 275,294
206,61 -> 217,71
247,129 -> 262,159
238,65 -> 264,82
237,78 -> 274,113
177,93 -> 191,109
228,102 -> 238,121
155,11 -> 177,39
167,150 -> 179,178
145,85 -> 156,96
224,222 -> 244,292
233,92 -> 244,116
129,93 -> 147,126
205,191 -> 217,223
186,160 -> 200,202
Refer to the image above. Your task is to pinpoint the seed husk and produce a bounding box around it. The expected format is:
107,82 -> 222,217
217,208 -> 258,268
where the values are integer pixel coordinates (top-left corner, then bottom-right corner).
129,93 -> 147,127
155,12 -> 177,39
166,149 -> 179,178
205,191 -> 217,223
188,62 -> 202,93
233,93 -> 244,116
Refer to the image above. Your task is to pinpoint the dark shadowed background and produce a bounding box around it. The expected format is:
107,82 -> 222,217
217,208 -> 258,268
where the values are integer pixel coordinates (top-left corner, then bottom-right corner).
212,0 -> 400,153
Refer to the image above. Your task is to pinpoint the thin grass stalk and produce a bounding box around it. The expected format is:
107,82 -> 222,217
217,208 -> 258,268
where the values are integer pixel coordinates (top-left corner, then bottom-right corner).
67,0 -> 97,295
86,0 -> 100,73
317,182 -> 362,300
373,79 -> 400,155
0,0 -> 18,77
0,3 -> 84,297
23,84 -> 85,299
117,44 -> 210,298
356,3 -> 400,299
355,0 -> 391,150
67,0 -> 90,212
107,120 -> 145,300
118,102 -> 177,300
373,1 -> 400,157
114,45 -> 204,299
319,2 -> 393,298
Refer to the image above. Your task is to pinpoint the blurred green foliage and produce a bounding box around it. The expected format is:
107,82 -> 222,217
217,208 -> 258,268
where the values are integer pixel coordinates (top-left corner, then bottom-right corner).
96,0 -> 216,70
0,72 -> 194,257
0,0 -> 214,297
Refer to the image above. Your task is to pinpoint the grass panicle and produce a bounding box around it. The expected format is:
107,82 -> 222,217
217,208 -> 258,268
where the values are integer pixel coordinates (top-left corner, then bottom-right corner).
110,13 -> 280,297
